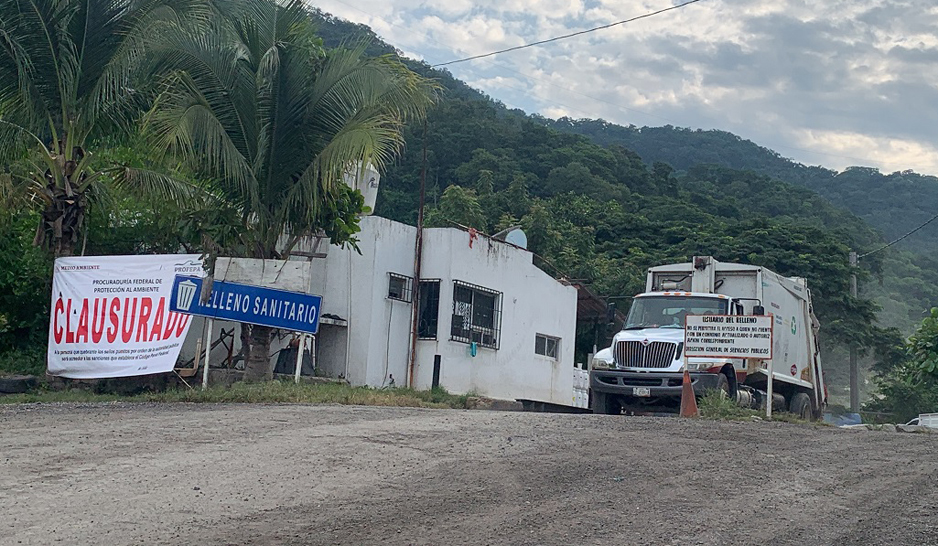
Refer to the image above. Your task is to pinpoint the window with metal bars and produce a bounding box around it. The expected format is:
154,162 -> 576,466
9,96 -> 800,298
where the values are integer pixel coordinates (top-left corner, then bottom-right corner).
417,279 -> 441,339
450,280 -> 502,349
387,273 -> 413,303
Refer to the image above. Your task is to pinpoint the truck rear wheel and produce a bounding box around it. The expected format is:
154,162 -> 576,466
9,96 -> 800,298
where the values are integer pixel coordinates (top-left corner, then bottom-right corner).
591,391 -> 621,415
789,392 -> 812,420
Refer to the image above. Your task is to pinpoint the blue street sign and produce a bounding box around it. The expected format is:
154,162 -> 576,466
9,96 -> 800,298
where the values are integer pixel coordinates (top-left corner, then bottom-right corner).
170,275 -> 322,334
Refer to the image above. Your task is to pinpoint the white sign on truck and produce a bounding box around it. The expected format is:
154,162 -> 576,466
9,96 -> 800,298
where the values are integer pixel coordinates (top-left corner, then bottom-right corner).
684,315 -> 774,359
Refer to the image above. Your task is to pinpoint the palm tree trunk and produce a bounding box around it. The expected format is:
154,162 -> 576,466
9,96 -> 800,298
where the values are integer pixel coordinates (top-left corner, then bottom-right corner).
38,199 -> 83,257
242,323 -> 275,381
34,154 -> 87,258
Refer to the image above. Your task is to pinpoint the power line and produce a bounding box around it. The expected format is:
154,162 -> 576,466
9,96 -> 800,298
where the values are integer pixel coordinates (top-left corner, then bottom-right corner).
859,211 -> 938,259
322,0 -> 674,122
319,0 -> 910,171
430,0 -> 706,68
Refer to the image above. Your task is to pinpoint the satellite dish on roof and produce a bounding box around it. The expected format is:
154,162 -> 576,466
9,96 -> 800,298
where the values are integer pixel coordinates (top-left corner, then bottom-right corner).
492,225 -> 528,249
505,229 -> 527,249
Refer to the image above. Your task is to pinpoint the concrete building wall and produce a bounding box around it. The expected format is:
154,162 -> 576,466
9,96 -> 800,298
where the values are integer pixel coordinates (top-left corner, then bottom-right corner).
410,227 -> 577,405
178,216 -> 577,406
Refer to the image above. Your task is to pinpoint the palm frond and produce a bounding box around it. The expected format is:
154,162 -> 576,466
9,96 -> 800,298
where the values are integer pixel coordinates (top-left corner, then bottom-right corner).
140,0 -> 436,258
0,118 -> 51,157
85,0 -> 209,135
309,46 -> 436,137
144,69 -> 258,206
147,21 -> 258,161
0,0 -> 63,145
114,165 -> 211,204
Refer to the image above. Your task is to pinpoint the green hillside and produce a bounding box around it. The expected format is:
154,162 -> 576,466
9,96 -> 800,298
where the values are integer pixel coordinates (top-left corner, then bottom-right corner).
0,1 -> 930,413
306,11 -> 914,399
542,120 -> 938,336
544,119 -> 938,255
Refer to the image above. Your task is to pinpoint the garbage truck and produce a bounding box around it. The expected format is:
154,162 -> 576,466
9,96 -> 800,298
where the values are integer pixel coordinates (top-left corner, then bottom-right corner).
590,256 -> 826,419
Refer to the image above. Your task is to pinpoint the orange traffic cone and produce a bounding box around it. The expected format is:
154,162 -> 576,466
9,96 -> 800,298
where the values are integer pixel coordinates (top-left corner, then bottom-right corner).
679,369 -> 698,417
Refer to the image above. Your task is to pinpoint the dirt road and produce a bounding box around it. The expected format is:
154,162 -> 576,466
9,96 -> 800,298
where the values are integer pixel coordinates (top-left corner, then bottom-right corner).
2,403 -> 937,545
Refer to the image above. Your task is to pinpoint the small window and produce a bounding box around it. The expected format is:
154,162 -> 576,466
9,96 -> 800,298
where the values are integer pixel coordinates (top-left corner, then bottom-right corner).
535,334 -> 559,359
450,280 -> 502,349
388,273 -> 413,302
417,279 -> 441,339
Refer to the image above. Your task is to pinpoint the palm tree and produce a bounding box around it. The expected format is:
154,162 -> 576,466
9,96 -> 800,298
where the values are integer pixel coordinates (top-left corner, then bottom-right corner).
0,0 -> 203,257
143,0 -> 435,380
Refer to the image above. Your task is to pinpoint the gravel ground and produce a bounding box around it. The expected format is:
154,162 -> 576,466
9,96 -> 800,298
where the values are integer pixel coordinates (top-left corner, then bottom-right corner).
2,403 -> 937,545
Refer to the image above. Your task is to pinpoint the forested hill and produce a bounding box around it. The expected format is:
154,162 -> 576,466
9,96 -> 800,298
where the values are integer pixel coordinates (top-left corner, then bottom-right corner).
544,119 -> 938,254
307,9 -> 938,393
312,10 -> 938,258
311,9 -> 492,104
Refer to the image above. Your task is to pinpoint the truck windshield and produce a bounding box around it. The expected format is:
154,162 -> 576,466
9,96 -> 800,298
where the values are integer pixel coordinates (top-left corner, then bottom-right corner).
624,296 -> 728,329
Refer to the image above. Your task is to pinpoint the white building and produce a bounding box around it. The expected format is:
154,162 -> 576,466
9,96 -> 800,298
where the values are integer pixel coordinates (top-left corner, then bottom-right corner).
311,216 -> 578,405
183,216 -> 584,406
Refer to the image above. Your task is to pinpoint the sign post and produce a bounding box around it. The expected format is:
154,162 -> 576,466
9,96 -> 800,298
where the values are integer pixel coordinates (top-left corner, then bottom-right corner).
684,314 -> 774,417
293,334 -> 307,384
765,359 -> 774,418
202,318 -> 213,390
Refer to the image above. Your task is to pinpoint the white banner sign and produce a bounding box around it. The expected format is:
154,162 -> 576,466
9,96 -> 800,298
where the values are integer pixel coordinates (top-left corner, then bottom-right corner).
684,315 -> 774,359
48,255 -> 205,379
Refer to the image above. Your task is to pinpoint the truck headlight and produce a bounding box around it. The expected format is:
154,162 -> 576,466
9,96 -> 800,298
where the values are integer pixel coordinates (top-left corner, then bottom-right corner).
591,357 -> 614,370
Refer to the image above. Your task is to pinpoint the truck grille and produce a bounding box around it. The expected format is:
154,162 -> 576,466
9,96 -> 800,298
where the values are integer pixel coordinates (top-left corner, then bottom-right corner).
614,341 -> 677,369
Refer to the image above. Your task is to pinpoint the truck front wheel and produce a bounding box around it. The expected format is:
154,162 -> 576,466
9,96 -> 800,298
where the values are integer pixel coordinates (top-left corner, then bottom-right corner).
714,373 -> 730,398
789,392 -> 812,420
591,391 -> 621,415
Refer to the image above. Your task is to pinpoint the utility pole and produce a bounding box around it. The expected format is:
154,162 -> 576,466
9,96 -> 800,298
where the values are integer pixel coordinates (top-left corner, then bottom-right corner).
849,251 -> 859,412
407,120 -> 428,388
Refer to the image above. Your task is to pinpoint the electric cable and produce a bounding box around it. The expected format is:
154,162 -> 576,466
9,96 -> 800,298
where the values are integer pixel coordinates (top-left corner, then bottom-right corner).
859,211 -> 938,259
430,0 -> 706,67
321,0 -> 897,167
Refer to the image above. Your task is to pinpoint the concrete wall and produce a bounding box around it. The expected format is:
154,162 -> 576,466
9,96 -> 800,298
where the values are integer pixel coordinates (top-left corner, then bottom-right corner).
310,217 -> 417,387
178,216 -> 578,406
410,227 -> 577,405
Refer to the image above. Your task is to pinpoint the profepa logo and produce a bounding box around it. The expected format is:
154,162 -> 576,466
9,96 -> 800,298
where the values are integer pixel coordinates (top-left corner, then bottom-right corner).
174,259 -> 204,274
176,279 -> 198,312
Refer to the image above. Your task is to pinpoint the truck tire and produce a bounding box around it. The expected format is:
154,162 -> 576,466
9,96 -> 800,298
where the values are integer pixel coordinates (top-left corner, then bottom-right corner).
789,392 -> 812,420
591,391 -> 621,415
714,373 -> 731,399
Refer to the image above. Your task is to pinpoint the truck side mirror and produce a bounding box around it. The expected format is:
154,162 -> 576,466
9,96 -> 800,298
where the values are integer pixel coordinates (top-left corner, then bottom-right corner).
753,305 -> 765,316
606,302 -> 616,326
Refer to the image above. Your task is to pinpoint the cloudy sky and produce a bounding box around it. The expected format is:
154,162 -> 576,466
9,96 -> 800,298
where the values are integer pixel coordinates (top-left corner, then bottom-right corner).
312,0 -> 938,175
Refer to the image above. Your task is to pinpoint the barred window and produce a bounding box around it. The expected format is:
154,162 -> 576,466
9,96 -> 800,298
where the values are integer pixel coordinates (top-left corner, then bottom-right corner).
387,273 -> 413,302
450,281 -> 502,349
417,279 -> 441,339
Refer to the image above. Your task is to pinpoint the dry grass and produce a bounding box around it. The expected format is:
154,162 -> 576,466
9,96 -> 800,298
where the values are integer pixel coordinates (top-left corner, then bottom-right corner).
697,391 -> 816,425
0,380 -> 472,409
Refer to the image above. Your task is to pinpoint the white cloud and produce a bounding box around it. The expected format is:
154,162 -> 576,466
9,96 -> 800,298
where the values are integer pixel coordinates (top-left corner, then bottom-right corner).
798,130 -> 938,174
310,0 -> 938,175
